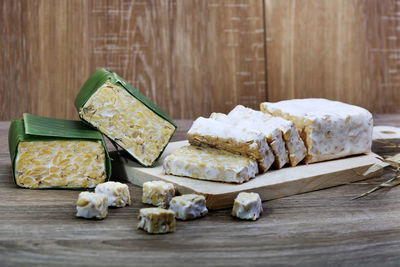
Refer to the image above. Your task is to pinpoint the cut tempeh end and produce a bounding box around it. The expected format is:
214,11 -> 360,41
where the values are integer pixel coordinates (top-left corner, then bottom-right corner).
212,105 -> 290,168
187,117 -> 273,172
16,141 -> 106,189
263,117 -> 307,166
79,81 -> 176,166
75,69 -> 176,167
163,145 -> 258,184
226,105 -> 306,166
260,98 -> 373,163
8,114 -> 111,189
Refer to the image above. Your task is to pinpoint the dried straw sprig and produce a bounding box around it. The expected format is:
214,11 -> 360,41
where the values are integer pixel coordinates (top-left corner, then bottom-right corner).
374,139 -> 400,150
352,151 -> 400,200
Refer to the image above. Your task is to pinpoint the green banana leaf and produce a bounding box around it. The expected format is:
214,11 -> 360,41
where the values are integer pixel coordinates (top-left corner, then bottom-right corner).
8,113 -> 112,188
74,68 -> 177,166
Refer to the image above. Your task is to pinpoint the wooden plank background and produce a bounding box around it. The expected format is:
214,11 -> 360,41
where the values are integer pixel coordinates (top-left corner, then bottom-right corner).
1,0 -> 399,120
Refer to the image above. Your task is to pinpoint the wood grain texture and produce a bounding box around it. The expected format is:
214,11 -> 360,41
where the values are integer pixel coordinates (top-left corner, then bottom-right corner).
88,0 -> 266,119
364,0 -> 400,113
0,0 -> 89,120
0,0 -> 266,120
1,116 -> 400,266
265,0 -> 400,113
1,0 -> 400,118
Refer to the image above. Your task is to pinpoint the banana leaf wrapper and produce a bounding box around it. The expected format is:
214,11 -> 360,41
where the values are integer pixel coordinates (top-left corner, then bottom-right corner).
8,113 -> 111,189
74,69 -> 177,167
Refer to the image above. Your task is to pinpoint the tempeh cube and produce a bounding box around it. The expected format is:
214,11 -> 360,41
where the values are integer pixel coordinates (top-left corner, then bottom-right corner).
95,181 -> 131,207
142,180 -> 175,208
163,145 -> 258,183
137,208 -> 176,234
232,192 -> 263,221
169,194 -> 208,220
187,117 -> 274,172
76,192 -> 108,219
226,105 -> 306,167
260,98 -> 373,163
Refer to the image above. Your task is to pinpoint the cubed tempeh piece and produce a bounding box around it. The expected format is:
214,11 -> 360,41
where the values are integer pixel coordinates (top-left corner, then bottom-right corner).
95,181 -> 131,207
226,105 -> 306,167
76,192 -> 108,219
137,208 -> 176,234
163,145 -> 258,184
142,180 -> 175,208
260,98 -> 373,163
232,192 -> 263,221
187,117 -> 274,173
169,194 -> 208,220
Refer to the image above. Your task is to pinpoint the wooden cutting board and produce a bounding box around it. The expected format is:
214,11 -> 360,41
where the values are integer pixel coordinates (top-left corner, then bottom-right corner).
113,140 -> 382,210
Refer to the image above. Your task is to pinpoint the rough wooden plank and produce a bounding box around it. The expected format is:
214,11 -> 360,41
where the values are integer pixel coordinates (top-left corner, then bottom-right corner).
35,0 -> 90,120
2,0 -> 400,121
0,0 -> 90,120
0,0 -> 36,119
264,0 -> 400,113
0,118 -> 400,265
364,0 -> 400,113
88,0 -> 266,119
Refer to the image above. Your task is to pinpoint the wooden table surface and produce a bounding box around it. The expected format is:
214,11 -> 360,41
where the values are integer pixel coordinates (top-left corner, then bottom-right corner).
2,116 -> 400,266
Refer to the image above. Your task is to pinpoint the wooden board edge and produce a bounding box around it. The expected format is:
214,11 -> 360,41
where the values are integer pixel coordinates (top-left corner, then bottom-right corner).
113,156 -> 382,210
203,164 -> 382,210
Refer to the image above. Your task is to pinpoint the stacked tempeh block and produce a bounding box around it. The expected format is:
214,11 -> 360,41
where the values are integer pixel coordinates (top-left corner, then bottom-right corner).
164,104 -> 307,183
164,99 -> 373,184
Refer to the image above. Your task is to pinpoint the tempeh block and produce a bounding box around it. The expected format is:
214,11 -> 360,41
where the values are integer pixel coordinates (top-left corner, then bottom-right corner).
163,145 -> 258,184
187,117 -> 274,172
227,105 -> 306,167
75,69 -> 176,166
16,141 -> 106,188
260,98 -> 373,163
211,107 -> 288,168
8,114 -> 111,189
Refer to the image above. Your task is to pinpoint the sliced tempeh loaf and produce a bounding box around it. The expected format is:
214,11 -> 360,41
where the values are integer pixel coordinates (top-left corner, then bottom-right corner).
163,145 -> 258,183
187,117 -> 274,173
260,98 -> 373,163
210,106 -> 289,168
227,105 -> 306,167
